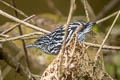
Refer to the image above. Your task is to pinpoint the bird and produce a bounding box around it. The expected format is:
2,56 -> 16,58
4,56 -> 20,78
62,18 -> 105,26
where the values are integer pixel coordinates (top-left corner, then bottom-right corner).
27,21 -> 96,55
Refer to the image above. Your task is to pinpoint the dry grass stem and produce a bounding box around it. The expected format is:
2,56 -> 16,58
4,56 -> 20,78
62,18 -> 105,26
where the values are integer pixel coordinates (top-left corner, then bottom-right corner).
0,0 -> 28,17
1,15 -> 35,34
80,0 -> 96,20
58,0 -> 76,79
0,32 -> 44,42
85,0 -> 96,20
0,10 -> 50,34
0,34 -> 9,38
1,32 -> 120,51
96,10 -> 119,24
95,10 -> 120,61
11,0 -> 31,72
0,66 -> 2,80
84,42 -> 120,50
82,0 -> 90,22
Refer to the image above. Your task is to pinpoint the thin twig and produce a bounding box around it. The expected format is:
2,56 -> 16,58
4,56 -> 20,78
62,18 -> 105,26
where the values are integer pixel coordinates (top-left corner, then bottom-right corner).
0,0 -> 28,17
83,42 -> 120,51
0,9 -> 50,34
58,0 -> 76,79
21,36 -> 39,40
82,0 -> 90,22
1,15 -> 35,34
1,32 -> 120,51
96,11 -> 119,24
80,0 -> 96,20
11,0 -> 31,73
0,66 -> 2,80
85,0 -> 96,20
0,32 -> 44,42
0,34 -> 9,38
95,10 -> 120,61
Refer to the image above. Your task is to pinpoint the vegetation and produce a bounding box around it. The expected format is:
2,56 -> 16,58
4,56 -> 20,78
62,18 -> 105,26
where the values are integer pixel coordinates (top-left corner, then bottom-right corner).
0,0 -> 120,80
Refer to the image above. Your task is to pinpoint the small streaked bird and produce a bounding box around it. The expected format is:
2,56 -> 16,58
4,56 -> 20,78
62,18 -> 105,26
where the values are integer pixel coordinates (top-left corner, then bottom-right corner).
27,21 -> 96,54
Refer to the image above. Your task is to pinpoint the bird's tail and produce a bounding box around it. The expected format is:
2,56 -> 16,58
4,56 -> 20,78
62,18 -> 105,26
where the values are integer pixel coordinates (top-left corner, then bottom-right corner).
26,44 -> 36,48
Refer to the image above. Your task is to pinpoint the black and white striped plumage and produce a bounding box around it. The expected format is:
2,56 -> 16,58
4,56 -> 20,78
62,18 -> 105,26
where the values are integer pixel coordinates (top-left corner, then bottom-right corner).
27,21 -> 96,54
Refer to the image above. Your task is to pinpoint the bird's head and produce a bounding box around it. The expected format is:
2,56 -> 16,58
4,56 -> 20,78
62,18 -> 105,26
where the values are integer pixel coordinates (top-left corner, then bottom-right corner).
77,22 -> 96,42
81,22 -> 96,33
